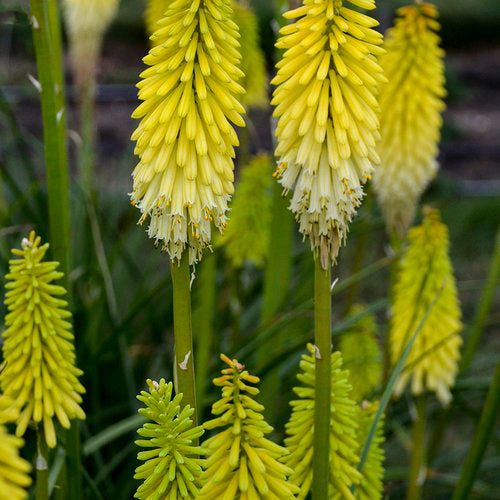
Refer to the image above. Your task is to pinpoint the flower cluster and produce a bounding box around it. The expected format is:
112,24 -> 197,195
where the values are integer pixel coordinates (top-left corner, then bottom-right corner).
390,208 -> 463,405
199,354 -> 298,499
134,379 -> 205,499
131,0 -> 246,264
219,154 -> 272,267
272,0 -> 385,265
339,305 -> 382,401
373,3 -> 446,237
0,232 -> 86,448
283,344 -> 362,498
145,0 -> 169,40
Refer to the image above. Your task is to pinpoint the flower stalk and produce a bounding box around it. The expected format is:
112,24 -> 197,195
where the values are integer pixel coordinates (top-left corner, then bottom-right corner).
171,254 -> 197,425
35,431 -> 49,500
407,395 -> 427,500
313,256 -> 331,500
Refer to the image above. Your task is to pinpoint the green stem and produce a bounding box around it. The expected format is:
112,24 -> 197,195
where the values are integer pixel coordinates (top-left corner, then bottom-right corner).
452,355 -> 500,500
312,256 -> 331,500
170,254 -> 198,425
36,431 -> 49,500
79,81 -> 97,195
29,1 -> 81,498
194,252 -> 216,412
30,0 -> 70,282
460,227 -> 500,372
407,395 -> 427,500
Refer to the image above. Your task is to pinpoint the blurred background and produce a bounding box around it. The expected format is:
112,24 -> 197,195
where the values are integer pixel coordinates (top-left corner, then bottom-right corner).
0,0 -> 499,498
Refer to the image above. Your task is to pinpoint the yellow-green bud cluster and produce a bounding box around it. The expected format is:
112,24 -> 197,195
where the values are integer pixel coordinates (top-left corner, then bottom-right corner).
131,0 -> 246,264
373,4 -> 446,237
272,0 -> 385,264
134,378 -> 205,499
390,208 -> 462,405
199,354 -> 298,499
0,395 -> 32,500
283,344 -> 362,499
219,154 -> 272,268
233,1 -> 268,108
355,402 -> 385,500
63,0 -> 120,86
0,232 -> 85,449
339,305 -> 382,402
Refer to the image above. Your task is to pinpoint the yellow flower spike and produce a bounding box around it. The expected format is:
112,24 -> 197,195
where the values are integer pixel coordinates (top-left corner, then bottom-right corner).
355,401 -> 385,500
373,4 -> 446,237
233,1 -> 268,108
63,0 -> 120,87
339,305 -> 382,402
199,354 -> 299,499
283,343 -> 362,499
218,154 -> 273,267
0,422 -> 32,500
144,0 -> 169,40
0,232 -> 86,448
131,0 -> 246,265
390,208 -> 463,406
134,379 -> 205,499
272,0 -> 385,265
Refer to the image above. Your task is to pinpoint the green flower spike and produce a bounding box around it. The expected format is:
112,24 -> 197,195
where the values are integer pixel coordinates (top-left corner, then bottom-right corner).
283,343 -> 362,499
198,354 -> 299,500
339,305 -> 382,402
355,401 -> 385,500
218,154 -> 273,268
0,231 -> 85,449
134,378 -> 205,500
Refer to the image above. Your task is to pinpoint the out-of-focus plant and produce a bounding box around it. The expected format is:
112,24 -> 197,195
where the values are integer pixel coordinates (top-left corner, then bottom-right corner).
63,0 -> 120,192
271,0 -> 385,496
199,354 -> 298,499
339,305 -> 382,402
144,0 -> 168,41
218,154 -> 273,268
134,378 -> 205,499
390,208 -> 462,406
373,3 -> 446,238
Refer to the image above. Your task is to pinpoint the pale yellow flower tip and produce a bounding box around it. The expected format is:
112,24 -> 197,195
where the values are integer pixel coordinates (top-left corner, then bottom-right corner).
272,0 -> 385,265
63,0 -> 120,85
0,423 -> 32,500
0,231 -> 86,449
131,0 -> 246,265
390,208 -> 463,406
373,3 -> 446,238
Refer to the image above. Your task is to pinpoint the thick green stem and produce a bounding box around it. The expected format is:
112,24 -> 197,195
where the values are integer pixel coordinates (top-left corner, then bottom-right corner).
408,395 -> 427,500
171,254 -> 198,425
36,431 -> 49,500
194,252 -> 216,412
30,0 -> 70,282
452,356 -> 500,499
29,1 -> 81,498
312,256 -> 331,500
